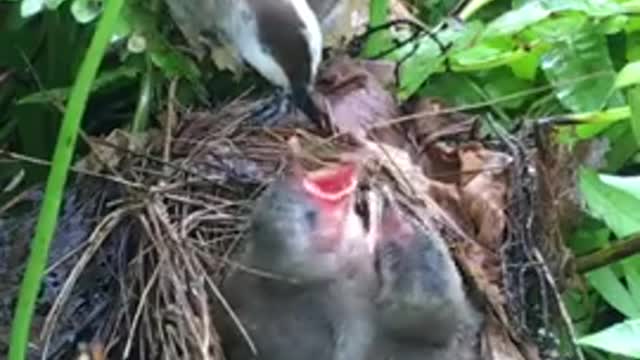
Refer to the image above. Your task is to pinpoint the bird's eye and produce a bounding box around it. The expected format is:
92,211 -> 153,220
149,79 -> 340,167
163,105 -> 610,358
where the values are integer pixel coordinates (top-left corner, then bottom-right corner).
303,208 -> 317,227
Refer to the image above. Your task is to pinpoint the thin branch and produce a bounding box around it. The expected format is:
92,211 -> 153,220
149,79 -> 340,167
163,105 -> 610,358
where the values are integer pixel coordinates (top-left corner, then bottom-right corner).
575,233 -> 640,273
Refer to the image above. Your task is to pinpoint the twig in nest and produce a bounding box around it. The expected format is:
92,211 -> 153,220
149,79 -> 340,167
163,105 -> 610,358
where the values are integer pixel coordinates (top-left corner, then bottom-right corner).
533,248 -> 585,360
0,149 -> 146,190
164,78 -> 179,174
122,257 -> 162,358
40,205 -> 137,358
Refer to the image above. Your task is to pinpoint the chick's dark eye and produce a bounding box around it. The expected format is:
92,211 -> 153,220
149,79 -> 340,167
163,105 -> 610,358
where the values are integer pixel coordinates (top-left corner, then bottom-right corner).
303,208 -> 317,227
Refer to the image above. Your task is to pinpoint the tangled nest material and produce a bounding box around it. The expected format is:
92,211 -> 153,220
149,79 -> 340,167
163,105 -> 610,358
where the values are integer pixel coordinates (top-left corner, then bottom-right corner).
0,56 -> 581,360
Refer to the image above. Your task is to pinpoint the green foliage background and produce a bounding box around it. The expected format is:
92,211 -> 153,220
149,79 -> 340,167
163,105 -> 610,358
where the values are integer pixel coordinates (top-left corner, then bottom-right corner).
1,0 -> 640,358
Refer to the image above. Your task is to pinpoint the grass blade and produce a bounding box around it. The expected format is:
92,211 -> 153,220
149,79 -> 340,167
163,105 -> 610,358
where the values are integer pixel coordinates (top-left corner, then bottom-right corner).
8,0 -> 125,358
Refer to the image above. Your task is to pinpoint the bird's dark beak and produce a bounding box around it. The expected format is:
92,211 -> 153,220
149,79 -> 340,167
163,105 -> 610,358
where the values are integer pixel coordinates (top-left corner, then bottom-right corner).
291,86 -> 326,129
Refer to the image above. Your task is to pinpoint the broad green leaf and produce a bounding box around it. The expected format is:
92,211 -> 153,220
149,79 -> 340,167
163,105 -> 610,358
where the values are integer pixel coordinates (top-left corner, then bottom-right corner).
71,0 -> 103,24
393,36 -> 445,99
363,0 -> 391,57
391,20 -> 482,99
622,0 -> 640,13
603,120 -> 640,171
541,0 -> 624,16
579,168 -> 640,237
541,23 -> 623,113
484,1 -> 551,37
450,37 -> 529,70
44,0 -> 64,10
17,66 -> 140,105
474,68 -> 533,109
420,73 -> 485,106
485,0 -> 624,38
629,86 -> 640,147
627,16 -> 640,33
629,31 -> 640,62
149,48 -> 201,81
577,319 -> 640,357
586,267 -> 640,318
623,259 -> 640,310
598,173 -> 640,200
567,221 -> 610,255
563,289 -> 595,335
524,12 -> 588,42
596,15 -> 629,34
615,61 -> 640,89
509,45 -> 546,80
20,0 -> 44,17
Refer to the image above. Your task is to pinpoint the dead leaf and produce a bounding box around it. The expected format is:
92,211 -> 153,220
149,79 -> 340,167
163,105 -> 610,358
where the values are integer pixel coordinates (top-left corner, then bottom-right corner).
482,315 -> 531,360
315,56 -> 403,145
459,143 -> 512,251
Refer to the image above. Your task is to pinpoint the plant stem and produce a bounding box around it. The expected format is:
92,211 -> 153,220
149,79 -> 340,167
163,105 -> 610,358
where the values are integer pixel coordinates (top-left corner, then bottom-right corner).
458,0 -> 497,20
7,0 -> 125,358
576,233 -> 640,273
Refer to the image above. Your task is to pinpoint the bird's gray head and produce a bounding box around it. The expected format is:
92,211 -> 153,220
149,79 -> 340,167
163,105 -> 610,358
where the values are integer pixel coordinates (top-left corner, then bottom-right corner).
250,0 -> 324,121
247,159 -> 361,283
373,200 -> 468,345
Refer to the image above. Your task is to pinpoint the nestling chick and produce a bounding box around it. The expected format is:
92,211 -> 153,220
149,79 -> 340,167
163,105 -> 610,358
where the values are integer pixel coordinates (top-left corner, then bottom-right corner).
218,152 -> 371,359
369,197 -> 483,359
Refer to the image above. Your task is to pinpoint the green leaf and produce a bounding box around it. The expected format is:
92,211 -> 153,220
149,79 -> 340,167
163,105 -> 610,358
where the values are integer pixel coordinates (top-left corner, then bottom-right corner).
474,68 -> 533,109
71,0 -> 103,24
623,260 -> 640,310
393,36 -> 446,99
615,61 -> 640,89
579,168 -> 640,238
363,0 -> 391,57
392,20 -> 481,99
149,47 -> 200,81
420,73 -> 485,106
20,0 -> 45,17
541,0 -> 624,16
598,173 -> 640,200
484,0 -> 625,38
603,120 -> 640,171
450,37 -> 527,71
567,221 -> 610,255
541,23 -> 623,113
524,12 -> 588,42
628,28 -> 640,62
629,86 -> 640,147
509,47 -> 543,80
585,267 -> 640,318
577,319 -> 640,358
483,1 -> 551,37
44,0 -> 64,10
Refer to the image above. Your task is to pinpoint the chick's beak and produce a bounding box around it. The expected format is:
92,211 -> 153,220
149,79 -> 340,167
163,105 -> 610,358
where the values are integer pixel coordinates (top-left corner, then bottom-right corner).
291,86 -> 326,128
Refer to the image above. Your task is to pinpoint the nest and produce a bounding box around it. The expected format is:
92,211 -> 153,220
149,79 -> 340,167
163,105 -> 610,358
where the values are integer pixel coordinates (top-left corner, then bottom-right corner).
0,56 -> 580,360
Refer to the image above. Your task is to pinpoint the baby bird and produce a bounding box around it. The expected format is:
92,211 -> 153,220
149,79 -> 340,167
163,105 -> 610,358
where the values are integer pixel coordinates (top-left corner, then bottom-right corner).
369,197 -> 483,359
218,154 -> 372,360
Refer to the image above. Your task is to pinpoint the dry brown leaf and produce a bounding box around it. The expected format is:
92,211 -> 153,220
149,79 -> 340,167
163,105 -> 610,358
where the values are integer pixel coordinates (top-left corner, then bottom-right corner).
459,142 -> 512,251
76,129 -> 151,173
401,98 -> 474,183
481,315 -> 530,360
316,56 -> 403,144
